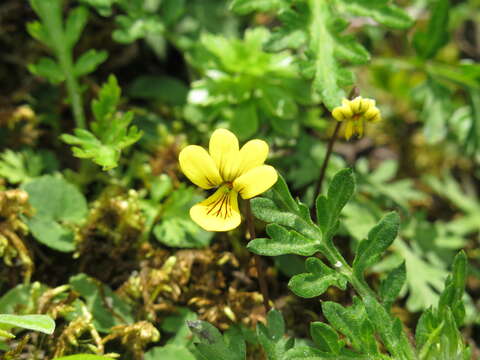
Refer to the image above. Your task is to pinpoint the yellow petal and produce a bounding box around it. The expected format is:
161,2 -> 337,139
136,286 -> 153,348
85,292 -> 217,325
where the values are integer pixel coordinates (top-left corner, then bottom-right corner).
179,145 -> 223,189
190,186 -> 241,232
356,119 -> 364,137
371,113 -> 382,123
332,107 -> 346,121
344,120 -> 354,140
237,139 -> 269,176
363,98 -> 376,110
233,165 -> 278,199
350,96 -> 363,113
364,107 -> 381,122
209,129 -> 240,181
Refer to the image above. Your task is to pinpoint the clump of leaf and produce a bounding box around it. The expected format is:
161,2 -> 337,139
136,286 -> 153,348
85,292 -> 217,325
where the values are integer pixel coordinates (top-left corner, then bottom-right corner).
61,75 -> 142,170
245,168 -> 470,359
231,0 -> 412,109
187,27 -> 312,139
27,0 -> 107,127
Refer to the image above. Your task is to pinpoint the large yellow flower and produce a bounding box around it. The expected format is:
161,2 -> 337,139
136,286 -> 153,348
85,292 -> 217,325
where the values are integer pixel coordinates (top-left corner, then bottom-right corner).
179,129 -> 278,232
332,96 -> 381,140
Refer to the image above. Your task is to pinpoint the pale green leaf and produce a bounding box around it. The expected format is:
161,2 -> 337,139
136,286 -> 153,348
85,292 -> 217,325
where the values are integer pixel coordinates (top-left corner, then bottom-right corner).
0,314 -> 55,335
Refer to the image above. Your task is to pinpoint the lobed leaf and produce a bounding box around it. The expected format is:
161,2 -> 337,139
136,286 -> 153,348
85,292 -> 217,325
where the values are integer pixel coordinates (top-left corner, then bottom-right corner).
310,322 -> 341,354
339,0 -> 413,29
413,0 -> 450,59
247,224 -> 319,256
74,49 -> 108,77
256,309 -> 293,360
321,299 -> 378,355
65,6 -> 89,49
379,262 -> 406,310
353,212 -> 400,280
188,320 -> 246,360
28,57 -> 65,84
288,258 -> 347,298
230,0 -> 289,14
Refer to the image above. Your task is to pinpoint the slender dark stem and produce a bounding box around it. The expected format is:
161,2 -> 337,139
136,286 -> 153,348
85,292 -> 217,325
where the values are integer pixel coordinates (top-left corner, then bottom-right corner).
313,87 -> 359,207
245,200 -> 271,313
313,121 -> 341,202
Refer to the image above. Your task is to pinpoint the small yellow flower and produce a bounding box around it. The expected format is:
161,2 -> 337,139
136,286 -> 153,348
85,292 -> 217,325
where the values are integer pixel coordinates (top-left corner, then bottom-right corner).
332,96 -> 382,140
179,129 -> 278,232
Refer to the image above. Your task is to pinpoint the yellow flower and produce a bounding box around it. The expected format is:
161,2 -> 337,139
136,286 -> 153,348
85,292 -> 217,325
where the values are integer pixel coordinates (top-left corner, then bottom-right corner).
332,96 -> 382,140
179,129 -> 278,232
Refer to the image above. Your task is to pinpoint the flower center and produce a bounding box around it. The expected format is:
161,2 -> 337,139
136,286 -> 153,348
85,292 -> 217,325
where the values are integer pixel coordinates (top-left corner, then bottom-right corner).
206,187 -> 233,219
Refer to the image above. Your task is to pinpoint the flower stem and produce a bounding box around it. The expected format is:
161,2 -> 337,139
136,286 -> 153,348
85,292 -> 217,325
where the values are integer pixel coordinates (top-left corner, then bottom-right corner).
313,87 -> 359,206
245,200 -> 271,313
313,121 -> 341,203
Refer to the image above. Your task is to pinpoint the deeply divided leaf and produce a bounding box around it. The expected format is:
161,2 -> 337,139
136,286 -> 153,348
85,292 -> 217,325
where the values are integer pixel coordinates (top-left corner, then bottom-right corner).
353,212 -> 400,280
288,257 -> 347,298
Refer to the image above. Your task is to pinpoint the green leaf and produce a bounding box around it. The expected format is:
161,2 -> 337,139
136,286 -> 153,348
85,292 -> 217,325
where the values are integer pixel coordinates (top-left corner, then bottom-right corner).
334,34 -> 370,65
256,309 -> 293,360
308,0 -> 347,109
0,149 -> 57,184
78,0 -> 115,17
145,344 -> 196,360
465,88 -> 480,154
0,283 -> 48,314
438,251 -> 467,325
321,299 -> 377,354
413,79 -> 452,144
417,308 -> 469,360
188,320 -> 245,360
61,75 -> 142,170
394,239 -> 448,312
288,257 -> 347,298
22,175 -> 87,252
251,198 -> 298,228
363,296 -> 415,360
316,168 -> 355,239
247,224 -> 319,256
310,322 -> 341,354
353,212 -> 400,280
379,262 -> 406,309
26,217 -> 75,252
23,175 -> 87,222
74,49 -> 108,77
92,74 -> 121,122
413,0 -> 450,59
0,314 -> 55,335
129,75 -> 188,105
354,158 -> 426,211
64,6 -> 89,49
28,57 -> 65,84
113,14 -> 165,44
153,186 -> 213,248
161,0 -> 186,26
229,102 -> 259,140
230,0 -> 289,14
69,273 -> 134,332
339,0 -> 413,29
29,0 -> 62,30
160,308 -> 197,346
26,21 -> 51,47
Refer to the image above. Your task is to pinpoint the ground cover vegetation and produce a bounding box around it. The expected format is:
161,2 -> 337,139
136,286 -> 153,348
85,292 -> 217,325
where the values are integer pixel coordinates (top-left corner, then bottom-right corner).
0,0 -> 479,359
